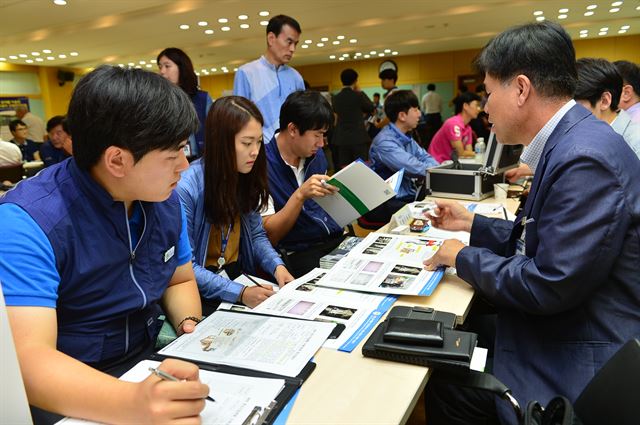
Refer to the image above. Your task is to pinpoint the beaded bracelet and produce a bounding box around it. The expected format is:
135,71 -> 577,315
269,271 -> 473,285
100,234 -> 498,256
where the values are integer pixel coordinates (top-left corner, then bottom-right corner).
178,316 -> 202,329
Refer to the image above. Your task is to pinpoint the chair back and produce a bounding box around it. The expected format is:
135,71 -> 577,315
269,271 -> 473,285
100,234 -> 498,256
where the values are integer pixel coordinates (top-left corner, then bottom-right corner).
0,164 -> 24,183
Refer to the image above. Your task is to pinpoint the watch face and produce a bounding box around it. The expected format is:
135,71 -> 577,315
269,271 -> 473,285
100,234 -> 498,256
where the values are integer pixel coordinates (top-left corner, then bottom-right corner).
378,59 -> 398,74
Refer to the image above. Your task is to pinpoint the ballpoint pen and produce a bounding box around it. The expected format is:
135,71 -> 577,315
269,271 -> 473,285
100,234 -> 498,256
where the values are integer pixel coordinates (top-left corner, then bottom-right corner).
242,272 -> 267,289
148,367 -> 215,402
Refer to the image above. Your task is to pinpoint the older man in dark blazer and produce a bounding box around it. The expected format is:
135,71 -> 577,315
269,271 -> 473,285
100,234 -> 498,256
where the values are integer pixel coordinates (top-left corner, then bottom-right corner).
331,68 -> 374,169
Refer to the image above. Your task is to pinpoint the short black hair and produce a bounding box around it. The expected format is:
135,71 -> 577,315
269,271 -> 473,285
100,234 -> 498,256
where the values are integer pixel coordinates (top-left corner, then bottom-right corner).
46,115 -> 65,133
379,68 -> 397,82
575,58 -> 622,112
279,90 -> 333,135
474,21 -> 576,99
427,83 -> 436,91
454,92 -> 482,114
67,65 -> 198,170
340,68 -> 358,86
157,47 -> 199,96
267,14 -> 301,36
9,119 -> 26,132
475,83 -> 486,93
373,92 -> 381,98
384,90 -> 419,122
613,60 -> 640,96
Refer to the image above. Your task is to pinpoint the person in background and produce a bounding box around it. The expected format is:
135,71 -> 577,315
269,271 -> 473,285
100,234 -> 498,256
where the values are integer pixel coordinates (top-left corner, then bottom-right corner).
423,21 -> 640,425
367,92 -> 385,140
233,14 -> 305,143
262,90 -> 342,277
421,83 -> 443,143
178,96 -> 293,311
9,119 -> 40,161
368,90 -> 439,222
0,65 -> 208,424
0,139 -> 22,167
613,60 -> 640,123
158,47 -> 213,159
331,68 -> 374,169
469,83 -> 491,141
428,92 -> 481,162
40,115 -> 73,167
15,104 -> 46,142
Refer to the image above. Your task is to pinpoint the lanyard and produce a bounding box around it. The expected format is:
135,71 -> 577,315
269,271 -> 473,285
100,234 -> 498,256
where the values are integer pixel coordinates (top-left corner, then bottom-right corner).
217,224 -> 233,268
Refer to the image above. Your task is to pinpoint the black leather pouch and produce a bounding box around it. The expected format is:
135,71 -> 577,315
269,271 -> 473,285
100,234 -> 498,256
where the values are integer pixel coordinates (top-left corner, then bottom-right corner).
383,317 -> 444,347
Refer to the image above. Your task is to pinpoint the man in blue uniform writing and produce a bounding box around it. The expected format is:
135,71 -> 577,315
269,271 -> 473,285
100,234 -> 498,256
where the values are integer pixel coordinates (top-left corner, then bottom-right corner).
0,66 -> 209,423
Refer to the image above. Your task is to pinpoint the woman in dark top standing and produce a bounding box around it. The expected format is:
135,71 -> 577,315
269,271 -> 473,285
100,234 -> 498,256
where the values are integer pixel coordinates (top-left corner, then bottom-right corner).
158,47 -> 213,159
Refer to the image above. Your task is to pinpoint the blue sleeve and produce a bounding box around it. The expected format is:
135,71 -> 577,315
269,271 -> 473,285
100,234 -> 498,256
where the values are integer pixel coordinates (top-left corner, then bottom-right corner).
412,141 -> 440,169
176,203 -> 192,266
0,204 -> 60,307
233,69 -> 251,98
247,212 -> 284,275
205,93 -> 213,114
373,136 -> 437,177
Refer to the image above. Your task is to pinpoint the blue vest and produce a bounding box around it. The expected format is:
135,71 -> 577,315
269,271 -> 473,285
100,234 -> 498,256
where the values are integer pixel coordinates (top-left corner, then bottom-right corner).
192,90 -> 209,155
265,139 -> 342,251
0,159 -> 182,364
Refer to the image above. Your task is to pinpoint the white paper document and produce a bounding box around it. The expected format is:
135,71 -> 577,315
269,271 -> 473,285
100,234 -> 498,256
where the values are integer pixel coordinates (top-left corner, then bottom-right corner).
314,160 -> 396,227
159,310 -> 334,377
219,269 -> 396,352
57,359 -> 284,425
317,233 -> 444,296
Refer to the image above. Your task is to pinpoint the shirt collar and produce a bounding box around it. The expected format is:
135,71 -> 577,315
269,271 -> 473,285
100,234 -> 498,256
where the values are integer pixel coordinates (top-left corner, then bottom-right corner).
260,55 -> 284,71
388,123 -> 413,144
520,99 -> 575,173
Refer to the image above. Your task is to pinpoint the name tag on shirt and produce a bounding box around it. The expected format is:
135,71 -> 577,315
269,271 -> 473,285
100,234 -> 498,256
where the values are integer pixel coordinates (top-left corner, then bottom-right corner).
163,246 -> 175,263
516,216 -> 534,256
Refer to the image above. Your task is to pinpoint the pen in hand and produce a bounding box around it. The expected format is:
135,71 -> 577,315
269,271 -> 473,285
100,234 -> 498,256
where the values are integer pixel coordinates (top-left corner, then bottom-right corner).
149,367 -> 215,402
242,272 -> 268,289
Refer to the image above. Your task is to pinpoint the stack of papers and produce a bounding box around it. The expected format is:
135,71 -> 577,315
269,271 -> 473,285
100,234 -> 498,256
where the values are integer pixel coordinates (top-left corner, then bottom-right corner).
319,236 -> 364,269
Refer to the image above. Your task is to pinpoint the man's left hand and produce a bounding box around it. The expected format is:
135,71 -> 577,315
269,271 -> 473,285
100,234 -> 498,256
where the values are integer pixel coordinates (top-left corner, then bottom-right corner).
424,239 -> 466,270
274,265 -> 295,288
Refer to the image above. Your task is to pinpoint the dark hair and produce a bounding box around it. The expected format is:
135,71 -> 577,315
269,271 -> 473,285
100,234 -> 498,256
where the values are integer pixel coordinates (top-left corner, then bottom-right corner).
373,92 -> 381,98
613,60 -> 640,96
279,90 -> 334,134
46,115 -> 65,132
9,119 -> 26,132
204,96 -> 268,228
384,90 -> 419,122
67,65 -> 198,170
474,21 -> 576,99
475,83 -> 486,93
266,14 -> 301,36
157,47 -> 199,96
340,68 -> 358,86
575,58 -> 622,112
454,92 -> 482,114
427,83 -> 436,91
379,68 -> 397,82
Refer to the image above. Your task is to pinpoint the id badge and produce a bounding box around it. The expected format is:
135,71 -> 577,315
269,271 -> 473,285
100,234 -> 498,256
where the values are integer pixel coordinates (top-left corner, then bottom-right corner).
516,218 -> 527,256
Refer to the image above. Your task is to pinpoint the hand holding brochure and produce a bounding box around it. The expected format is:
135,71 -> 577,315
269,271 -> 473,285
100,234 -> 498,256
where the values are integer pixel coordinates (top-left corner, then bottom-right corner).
314,161 -> 398,227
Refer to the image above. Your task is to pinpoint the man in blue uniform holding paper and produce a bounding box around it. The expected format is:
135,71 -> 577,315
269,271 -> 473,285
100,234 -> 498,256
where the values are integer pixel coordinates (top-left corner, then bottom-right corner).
423,22 -> 640,425
0,66 -> 209,423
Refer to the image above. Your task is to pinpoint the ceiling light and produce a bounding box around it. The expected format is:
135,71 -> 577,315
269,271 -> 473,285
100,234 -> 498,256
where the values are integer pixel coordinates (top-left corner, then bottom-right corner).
301,44 -> 309,49
233,68 -> 238,71
198,21 -> 208,26
304,39 -> 312,44
36,57 -> 44,62
559,8 -> 569,13
618,29 -> 627,33
139,60 -> 146,64
0,57 -> 5,61
580,29 -> 588,33
150,59 -> 156,63
47,56 -> 55,60
636,5 -> 640,10
378,53 -> 385,57
9,55 -> 18,59
370,50 -> 376,54
321,37 -> 329,42
600,27 -> 609,31
329,55 -> 336,59
145,64 -> 152,68
584,11 -> 594,16
337,35 -> 345,40
238,15 -> 248,20
354,52 -> 362,56
42,49 -> 52,53
338,57 -> 345,61
19,53 -> 27,58
211,68 -> 217,72
611,1 -> 623,6
221,26 -> 231,31
621,25 -> 630,29
31,52 -> 40,56
536,16 -> 545,21
26,59 -> 34,63
316,43 -> 324,47
195,72 -> 200,76
223,69 -> 229,73
59,54 -> 67,58
558,14 -> 567,19
218,18 -> 228,23
240,23 -> 249,29
533,10 -> 543,16
259,11 -> 269,16
205,29 -> 214,34
364,54 -> 370,58
609,8 -> 620,12
260,20 -> 268,26
392,51 -> 398,55
580,33 -> 588,38
587,4 -> 597,9
342,53 -> 349,57
384,49 -> 391,53
349,39 -> 357,43
179,24 -> 189,30
70,52 -> 78,56
53,0 -> 67,5
598,31 -> 607,35
128,62 -> 134,66
118,64 -> 124,67
332,41 -> 340,45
